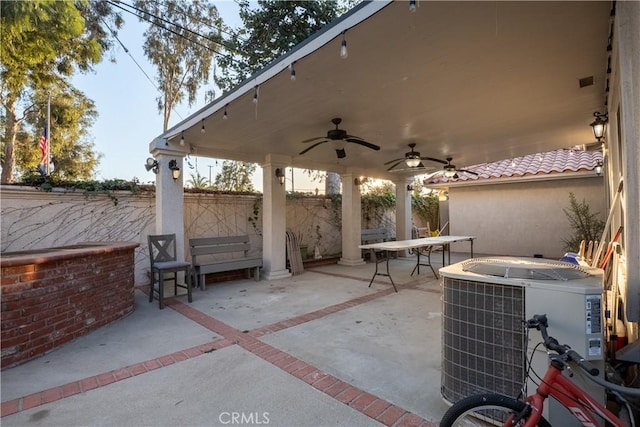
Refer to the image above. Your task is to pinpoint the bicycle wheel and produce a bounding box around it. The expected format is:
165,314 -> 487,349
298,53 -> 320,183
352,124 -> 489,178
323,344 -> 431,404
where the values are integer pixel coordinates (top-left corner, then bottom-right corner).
440,393 -> 551,427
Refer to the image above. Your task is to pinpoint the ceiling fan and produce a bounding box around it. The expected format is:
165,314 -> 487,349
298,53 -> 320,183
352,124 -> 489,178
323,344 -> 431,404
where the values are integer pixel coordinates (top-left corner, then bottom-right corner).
385,143 -> 448,171
437,157 -> 479,178
299,118 -> 380,159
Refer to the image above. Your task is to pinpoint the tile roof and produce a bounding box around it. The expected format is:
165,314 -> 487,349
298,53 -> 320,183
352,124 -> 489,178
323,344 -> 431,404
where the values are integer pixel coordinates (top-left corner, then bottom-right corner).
424,148 -> 604,185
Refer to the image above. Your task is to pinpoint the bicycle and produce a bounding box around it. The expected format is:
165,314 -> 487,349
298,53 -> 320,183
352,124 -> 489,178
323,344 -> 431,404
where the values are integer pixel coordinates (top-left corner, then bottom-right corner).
440,314 -> 640,426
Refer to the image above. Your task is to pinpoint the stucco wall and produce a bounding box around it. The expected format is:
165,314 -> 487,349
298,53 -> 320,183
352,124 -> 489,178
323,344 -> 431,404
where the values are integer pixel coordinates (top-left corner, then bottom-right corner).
446,176 -> 605,259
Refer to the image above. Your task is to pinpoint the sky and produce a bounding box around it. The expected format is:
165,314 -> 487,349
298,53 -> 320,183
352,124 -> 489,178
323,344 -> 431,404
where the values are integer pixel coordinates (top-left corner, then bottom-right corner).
72,1 -> 318,193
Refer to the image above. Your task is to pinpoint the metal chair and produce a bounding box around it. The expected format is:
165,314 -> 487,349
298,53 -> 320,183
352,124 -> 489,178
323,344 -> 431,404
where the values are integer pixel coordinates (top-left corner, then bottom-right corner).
147,234 -> 192,309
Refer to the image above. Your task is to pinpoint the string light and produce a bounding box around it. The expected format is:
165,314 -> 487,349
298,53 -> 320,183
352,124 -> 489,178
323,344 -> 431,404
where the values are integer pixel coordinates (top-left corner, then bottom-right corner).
290,62 -> 296,81
409,0 -> 417,13
180,131 -> 185,146
201,119 -> 205,133
223,104 -> 228,120
253,85 -> 259,104
340,31 -> 348,59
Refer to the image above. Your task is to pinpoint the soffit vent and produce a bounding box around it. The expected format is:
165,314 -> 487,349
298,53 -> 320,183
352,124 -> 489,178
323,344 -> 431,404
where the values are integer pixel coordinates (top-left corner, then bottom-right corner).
579,76 -> 595,88
461,256 -> 591,281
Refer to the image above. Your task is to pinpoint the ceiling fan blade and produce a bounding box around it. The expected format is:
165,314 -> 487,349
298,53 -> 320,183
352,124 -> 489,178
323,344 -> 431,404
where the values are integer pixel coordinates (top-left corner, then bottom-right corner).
299,140 -> 328,155
458,168 -> 479,176
384,157 -> 404,165
301,136 -> 326,143
386,160 -> 405,171
420,156 -> 448,165
346,138 -> 380,151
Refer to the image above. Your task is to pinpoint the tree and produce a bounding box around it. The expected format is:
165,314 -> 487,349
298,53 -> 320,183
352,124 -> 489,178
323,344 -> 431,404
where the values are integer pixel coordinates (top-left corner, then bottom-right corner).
562,192 -> 605,252
133,0 -> 222,131
213,0 -> 343,191
215,0 -> 341,91
18,86 -> 100,181
186,171 -> 209,189
213,161 -> 256,192
0,0 -> 122,183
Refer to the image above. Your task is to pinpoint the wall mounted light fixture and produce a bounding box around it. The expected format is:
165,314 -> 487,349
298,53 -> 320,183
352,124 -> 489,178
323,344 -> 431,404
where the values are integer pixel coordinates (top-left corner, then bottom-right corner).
145,157 -> 159,174
168,159 -> 181,180
275,168 -> 286,185
354,176 -> 368,186
407,184 -> 414,191
595,160 -> 604,176
590,111 -> 608,142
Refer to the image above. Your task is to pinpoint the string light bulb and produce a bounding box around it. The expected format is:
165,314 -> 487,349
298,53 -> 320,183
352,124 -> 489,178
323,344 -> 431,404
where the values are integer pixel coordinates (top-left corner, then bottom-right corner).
201,119 -> 205,133
253,86 -> 259,104
340,32 -> 348,59
290,62 -> 296,81
409,0 -> 417,12
180,131 -> 185,146
223,104 -> 228,120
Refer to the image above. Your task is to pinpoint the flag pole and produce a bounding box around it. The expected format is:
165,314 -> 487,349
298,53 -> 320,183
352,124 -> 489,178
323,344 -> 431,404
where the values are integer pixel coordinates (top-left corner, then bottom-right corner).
46,93 -> 51,175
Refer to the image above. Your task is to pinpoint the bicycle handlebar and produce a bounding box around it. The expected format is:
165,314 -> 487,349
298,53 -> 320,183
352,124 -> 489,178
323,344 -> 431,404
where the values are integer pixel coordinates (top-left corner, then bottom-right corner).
527,314 -> 600,376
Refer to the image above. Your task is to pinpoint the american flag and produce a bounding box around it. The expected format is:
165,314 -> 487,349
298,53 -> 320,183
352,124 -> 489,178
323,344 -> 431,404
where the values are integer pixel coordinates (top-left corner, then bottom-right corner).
39,127 -> 48,166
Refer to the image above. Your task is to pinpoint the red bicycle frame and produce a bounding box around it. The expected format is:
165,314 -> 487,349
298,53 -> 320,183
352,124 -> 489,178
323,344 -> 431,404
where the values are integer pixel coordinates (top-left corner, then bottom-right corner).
520,363 -> 623,427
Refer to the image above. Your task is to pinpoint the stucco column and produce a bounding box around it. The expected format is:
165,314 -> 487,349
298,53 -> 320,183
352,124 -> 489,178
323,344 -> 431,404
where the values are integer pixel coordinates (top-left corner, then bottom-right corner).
339,171 -> 365,266
394,178 -> 413,257
149,144 -> 188,263
616,0 -> 640,321
262,154 -> 292,280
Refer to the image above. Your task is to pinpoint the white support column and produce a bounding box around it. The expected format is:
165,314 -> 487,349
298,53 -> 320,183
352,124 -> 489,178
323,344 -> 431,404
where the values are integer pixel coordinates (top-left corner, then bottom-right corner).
616,0 -> 640,322
394,178 -> 413,257
150,145 -> 187,262
339,171 -> 365,266
262,155 -> 292,280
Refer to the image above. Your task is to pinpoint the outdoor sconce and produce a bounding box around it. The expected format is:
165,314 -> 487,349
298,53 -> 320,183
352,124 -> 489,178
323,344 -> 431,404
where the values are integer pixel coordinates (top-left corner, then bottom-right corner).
275,168 -> 286,185
168,159 -> 181,180
145,157 -> 159,174
590,111 -> 608,142
354,176 -> 368,186
595,160 -> 603,176
407,184 -> 414,191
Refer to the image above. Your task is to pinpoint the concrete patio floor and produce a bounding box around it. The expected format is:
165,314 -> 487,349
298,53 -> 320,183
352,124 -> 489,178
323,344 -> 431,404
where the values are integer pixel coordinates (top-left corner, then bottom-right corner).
1,253 -> 473,426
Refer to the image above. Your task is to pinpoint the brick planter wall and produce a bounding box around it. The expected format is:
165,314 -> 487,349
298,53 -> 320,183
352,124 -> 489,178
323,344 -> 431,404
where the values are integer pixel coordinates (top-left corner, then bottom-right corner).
1,242 -> 138,369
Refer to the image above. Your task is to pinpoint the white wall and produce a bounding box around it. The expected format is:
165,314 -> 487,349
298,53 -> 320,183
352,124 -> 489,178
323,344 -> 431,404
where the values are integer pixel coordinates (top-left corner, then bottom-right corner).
447,176 -> 605,259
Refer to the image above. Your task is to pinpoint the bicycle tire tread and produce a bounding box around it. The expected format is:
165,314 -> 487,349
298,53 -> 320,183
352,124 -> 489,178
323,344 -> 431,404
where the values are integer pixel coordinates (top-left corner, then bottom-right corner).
440,393 -> 551,427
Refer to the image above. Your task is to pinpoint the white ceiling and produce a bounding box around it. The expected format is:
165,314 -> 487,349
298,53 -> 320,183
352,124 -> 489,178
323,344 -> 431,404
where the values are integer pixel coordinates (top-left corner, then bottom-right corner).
160,1 -> 612,181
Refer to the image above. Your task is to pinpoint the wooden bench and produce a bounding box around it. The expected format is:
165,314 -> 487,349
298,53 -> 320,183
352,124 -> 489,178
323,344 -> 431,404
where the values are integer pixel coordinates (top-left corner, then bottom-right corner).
189,235 -> 262,290
361,228 -> 394,261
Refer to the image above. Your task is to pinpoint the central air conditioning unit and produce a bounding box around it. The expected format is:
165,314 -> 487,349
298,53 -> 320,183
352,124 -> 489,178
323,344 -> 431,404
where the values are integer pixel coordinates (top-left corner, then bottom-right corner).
440,257 -> 605,426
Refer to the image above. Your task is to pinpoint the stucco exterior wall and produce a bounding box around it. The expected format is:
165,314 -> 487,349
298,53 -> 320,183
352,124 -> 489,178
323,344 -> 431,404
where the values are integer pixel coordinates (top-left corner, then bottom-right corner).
446,176 -> 605,259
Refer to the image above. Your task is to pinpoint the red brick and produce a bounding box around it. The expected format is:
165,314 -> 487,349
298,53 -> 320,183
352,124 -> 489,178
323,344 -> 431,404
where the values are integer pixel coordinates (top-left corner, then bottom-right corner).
335,386 -> 363,404
313,375 -> 338,391
80,376 -> 99,392
129,363 -> 147,376
143,359 -> 162,371
324,380 -> 350,397
394,413 -> 425,427
302,370 -> 327,385
41,387 -> 63,403
1,399 -> 19,416
22,393 -> 42,410
61,381 -> 82,398
97,372 -> 116,386
377,405 -> 406,426
350,392 -> 377,411
364,399 -> 391,418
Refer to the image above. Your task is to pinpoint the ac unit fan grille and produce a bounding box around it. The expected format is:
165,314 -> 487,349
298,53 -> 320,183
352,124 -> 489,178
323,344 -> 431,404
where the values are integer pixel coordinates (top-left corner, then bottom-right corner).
442,277 -> 526,404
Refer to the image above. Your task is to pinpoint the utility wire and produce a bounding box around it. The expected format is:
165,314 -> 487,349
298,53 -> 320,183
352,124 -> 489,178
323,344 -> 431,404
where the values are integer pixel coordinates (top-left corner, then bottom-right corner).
108,0 -> 244,60
102,18 -> 184,121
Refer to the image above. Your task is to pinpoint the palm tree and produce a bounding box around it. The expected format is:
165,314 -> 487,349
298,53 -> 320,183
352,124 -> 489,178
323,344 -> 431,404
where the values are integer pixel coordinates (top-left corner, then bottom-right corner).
186,172 -> 209,189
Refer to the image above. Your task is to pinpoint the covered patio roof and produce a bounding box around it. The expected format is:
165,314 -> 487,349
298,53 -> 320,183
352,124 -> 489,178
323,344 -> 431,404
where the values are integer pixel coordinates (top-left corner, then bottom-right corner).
152,0 -> 611,180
